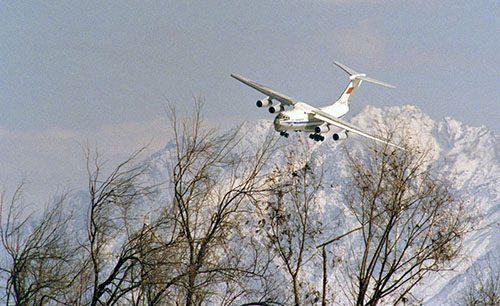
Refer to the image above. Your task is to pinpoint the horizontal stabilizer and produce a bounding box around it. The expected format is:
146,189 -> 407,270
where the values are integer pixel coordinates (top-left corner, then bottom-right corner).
334,61 -> 396,89
356,75 -> 396,89
334,61 -> 359,76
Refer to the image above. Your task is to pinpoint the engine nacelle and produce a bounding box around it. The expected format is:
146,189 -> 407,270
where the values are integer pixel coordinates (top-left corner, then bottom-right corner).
314,124 -> 330,134
333,130 -> 348,141
269,103 -> 284,114
256,96 -> 272,108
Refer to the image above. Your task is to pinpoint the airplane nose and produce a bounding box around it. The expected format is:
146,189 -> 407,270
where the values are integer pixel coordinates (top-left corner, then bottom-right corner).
273,118 -> 282,131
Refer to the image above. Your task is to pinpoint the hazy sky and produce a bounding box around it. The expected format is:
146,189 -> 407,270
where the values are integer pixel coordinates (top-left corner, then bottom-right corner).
1,1 -> 499,203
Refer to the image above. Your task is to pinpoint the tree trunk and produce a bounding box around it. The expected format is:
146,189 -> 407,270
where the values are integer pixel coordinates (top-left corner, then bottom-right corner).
322,246 -> 327,306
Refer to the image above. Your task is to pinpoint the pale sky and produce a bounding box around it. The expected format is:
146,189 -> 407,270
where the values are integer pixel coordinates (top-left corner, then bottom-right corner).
1,1 -> 499,203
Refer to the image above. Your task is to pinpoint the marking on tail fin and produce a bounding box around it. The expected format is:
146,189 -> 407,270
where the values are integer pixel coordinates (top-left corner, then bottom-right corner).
346,87 -> 354,94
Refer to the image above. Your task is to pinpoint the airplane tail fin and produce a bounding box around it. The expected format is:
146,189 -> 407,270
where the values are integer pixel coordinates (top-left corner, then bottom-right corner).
334,61 -> 395,106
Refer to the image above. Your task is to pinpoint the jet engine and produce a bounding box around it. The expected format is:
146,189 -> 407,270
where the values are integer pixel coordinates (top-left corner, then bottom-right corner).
314,124 -> 330,134
256,96 -> 272,108
333,130 -> 348,141
269,103 -> 284,113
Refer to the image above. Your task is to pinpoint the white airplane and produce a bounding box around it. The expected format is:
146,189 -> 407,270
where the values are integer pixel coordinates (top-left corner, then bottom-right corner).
231,61 -> 403,149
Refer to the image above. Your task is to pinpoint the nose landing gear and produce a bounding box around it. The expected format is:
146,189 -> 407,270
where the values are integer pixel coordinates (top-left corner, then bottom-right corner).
280,131 -> 290,138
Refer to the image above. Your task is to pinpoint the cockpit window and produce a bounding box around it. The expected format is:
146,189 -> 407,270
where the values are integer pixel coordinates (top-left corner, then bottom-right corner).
277,113 -> 290,120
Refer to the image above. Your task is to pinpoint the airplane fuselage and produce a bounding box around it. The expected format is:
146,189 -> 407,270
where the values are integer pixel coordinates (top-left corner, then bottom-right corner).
273,102 -> 349,133
273,111 -> 321,132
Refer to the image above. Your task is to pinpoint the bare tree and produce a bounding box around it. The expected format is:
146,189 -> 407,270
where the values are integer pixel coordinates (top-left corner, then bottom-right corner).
0,185 -> 76,305
341,138 -> 472,306
132,102 -> 278,306
459,254 -> 500,306
0,149 -> 166,306
76,147 -> 160,306
0,101 -> 280,305
257,137 -> 324,306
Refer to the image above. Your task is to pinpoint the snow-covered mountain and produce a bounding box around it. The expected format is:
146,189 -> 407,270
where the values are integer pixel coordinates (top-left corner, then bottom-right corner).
45,104 -> 496,305
141,104 -> 500,305
353,105 -> 500,305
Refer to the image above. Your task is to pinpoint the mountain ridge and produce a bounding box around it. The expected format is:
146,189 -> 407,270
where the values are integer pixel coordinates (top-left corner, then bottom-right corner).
63,104 -> 500,304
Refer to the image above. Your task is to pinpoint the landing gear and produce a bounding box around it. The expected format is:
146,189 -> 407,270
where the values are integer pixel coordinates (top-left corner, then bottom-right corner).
280,131 -> 289,138
309,133 -> 324,142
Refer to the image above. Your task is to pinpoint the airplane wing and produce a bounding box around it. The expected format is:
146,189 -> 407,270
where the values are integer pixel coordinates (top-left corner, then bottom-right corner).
311,108 -> 405,150
230,73 -> 298,106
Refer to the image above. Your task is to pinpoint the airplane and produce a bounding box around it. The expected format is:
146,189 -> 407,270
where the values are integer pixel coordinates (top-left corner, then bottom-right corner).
231,61 -> 403,149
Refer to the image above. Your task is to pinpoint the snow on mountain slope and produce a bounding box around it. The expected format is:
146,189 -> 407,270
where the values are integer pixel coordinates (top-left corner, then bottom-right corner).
417,116 -> 500,305
132,104 -> 500,304
320,105 -> 499,304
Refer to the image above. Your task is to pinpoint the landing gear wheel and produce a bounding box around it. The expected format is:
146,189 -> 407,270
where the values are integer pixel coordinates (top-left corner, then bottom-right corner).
310,134 -> 324,142
280,131 -> 289,138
